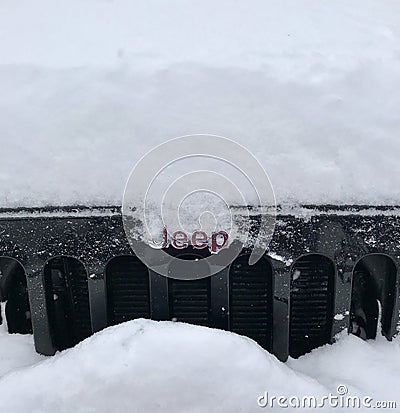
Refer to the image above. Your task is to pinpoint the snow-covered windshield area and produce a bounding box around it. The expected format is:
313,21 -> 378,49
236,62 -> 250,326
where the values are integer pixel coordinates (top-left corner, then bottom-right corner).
0,0 -> 399,207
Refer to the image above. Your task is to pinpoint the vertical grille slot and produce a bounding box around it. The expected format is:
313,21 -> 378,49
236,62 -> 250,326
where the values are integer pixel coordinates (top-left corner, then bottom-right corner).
0,257 -> 32,334
229,255 -> 273,351
106,255 -> 150,326
289,254 -> 335,358
168,278 -> 211,326
350,254 -> 397,340
166,252 -> 212,326
44,257 -> 91,350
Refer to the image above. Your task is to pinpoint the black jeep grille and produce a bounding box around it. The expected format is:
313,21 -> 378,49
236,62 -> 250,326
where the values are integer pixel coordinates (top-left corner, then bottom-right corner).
1,205 -> 399,361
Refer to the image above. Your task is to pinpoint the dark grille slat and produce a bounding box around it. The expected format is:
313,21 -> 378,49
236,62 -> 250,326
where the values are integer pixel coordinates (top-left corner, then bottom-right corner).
229,255 -> 273,351
289,255 -> 335,358
69,262 -> 91,340
106,256 -> 150,326
44,257 -> 92,351
168,278 -> 211,326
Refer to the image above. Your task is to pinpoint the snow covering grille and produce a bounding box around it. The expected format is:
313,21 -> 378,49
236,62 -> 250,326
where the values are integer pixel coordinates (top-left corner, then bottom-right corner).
289,254 -> 335,358
44,257 -> 91,350
229,255 -> 273,351
106,256 -> 151,326
168,278 -> 211,326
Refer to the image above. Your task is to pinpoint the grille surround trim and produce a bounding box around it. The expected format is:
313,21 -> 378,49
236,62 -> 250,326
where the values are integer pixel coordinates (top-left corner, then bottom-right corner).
0,205 -> 399,360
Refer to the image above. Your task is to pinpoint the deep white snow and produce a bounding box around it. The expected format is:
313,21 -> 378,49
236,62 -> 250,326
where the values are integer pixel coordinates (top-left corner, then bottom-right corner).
0,0 -> 400,207
0,320 -> 398,412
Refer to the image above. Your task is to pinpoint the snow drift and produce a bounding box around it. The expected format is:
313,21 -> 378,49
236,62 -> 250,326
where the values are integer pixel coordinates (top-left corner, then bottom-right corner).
0,320 -> 399,412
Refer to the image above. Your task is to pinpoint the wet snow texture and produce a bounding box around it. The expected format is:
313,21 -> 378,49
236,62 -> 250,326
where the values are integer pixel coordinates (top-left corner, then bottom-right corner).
0,0 -> 400,207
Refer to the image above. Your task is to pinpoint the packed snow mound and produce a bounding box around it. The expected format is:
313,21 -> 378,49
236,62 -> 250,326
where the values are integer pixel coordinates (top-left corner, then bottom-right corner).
0,320 -> 399,412
1,0 -> 400,207
0,320 -> 323,412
